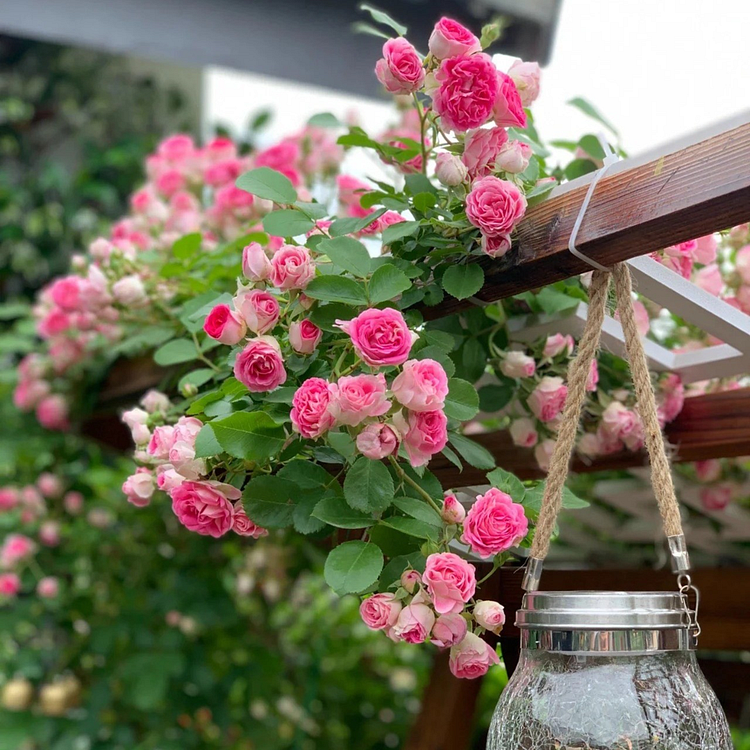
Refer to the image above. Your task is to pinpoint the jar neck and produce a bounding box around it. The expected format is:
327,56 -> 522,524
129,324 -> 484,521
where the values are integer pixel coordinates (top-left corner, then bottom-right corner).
521,627 -> 697,655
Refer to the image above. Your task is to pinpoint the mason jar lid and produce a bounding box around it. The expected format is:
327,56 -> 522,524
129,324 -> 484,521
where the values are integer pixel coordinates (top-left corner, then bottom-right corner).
516,591 -> 689,630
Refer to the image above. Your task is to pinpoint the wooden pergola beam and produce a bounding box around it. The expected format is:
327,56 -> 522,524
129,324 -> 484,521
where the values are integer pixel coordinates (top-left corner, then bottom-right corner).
431,387 -> 750,486
423,113 -> 750,320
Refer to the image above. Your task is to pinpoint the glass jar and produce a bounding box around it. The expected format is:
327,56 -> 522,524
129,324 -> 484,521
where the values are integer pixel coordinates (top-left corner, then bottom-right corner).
487,592 -> 732,750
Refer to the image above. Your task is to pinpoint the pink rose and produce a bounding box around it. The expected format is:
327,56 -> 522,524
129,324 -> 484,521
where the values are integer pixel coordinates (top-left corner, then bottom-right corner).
462,487 -> 528,558
736,245 -> 750,284
13,379 -> 49,411
122,468 -> 155,508
64,491 -> 83,515
509,417 -> 538,448
336,308 -> 417,367
36,395 -> 69,431
495,140 -> 532,174
0,573 -> 21,598
122,407 -> 148,428
170,480 -> 239,537
508,60 -> 541,107
234,336 -> 287,392
700,483 -> 734,511
500,351 -> 535,379
0,489 -> 18,511
375,38 -> 424,95
356,422 -> 400,460
156,465 -> 185,492
112,275 -> 147,307
291,377 -> 335,439
600,401 -> 644,451
235,290 -> 280,335
148,425 -> 175,460
360,592 -> 402,631
474,600 -> 506,634
528,376 -> 567,422
692,235 -> 718,264
328,373 -> 391,426
466,176 -> 527,237
141,390 -> 170,414
242,242 -> 272,281
422,552 -> 476,615
37,576 -> 59,599
50,277 -> 82,311
481,233 -> 512,258
435,152 -> 468,186
1,534 -> 36,567
694,263 -> 723,297
400,569 -> 421,593
577,432 -> 604,458
37,473 -> 63,498
391,359 -> 449,412
428,17 -> 481,59
586,360 -> 599,392
203,304 -> 247,344
337,175 -> 372,218
431,613 -> 468,649
288,319 -> 322,355
39,521 -> 60,547
493,71 -> 527,128
449,632 -> 500,679
433,54 -> 500,132
158,134 -> 195,162
543,333 -> 575,358
392,602 -> 435,644
462,127 -> 509,179
441,493 -> 466,524
270,245 -> 315,290
231,502 -> 268,538
395,409 -> 448,467
695,459 -> 722,483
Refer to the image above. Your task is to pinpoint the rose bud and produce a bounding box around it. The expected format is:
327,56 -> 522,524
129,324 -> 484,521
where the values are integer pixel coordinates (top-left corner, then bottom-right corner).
441,493 -> 466,524
203,304 -> 247,345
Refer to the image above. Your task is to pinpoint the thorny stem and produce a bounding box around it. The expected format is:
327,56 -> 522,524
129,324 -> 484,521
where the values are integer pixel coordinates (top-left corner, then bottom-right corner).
388,456 -> 442,515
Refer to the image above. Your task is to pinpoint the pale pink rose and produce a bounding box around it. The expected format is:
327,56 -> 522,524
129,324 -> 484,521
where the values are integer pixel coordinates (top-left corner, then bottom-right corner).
422,552 -> 476,615
141,390 -> 171,415
495,140 -> 532,174
291,377 -> 335,439
0,489 -> 18,511
156,465 -> 185,493
0,573 -> 21,597
586,360 -> 599,392
694,263 -> 723,297
543,333 -> 574,358
37,473 -> 63,498
700,482 -> 734,511
37,576 -> 59,599
158,133 -> 195,162
435,152 -> 468,186
735,245 -> 750,284
36,395 -> 69,431
328,373 -> 391,427
242,242 -> 272,281
481,233 -> 512,258
231,502 -> 268,539
466,176 -> 527,237
394,409 -> 448,467
375,38 -> 424,95
148,425 -> 175,460
509,417 -> 538,448
449,632 -> 500,679
692,235 -> 718,264
474,600 -> 506,633
528,377 -> 567,422
360,592 -> 402,631
39,521 -> 60,547
508,60 -> 541,106
441,493 -> 466,524
270,245 -> 315,290
600,401 -> 644,451
493,72 -> 527,128
462,127 -> 509,179
400,569 -> 422,593
122,468 -> 155,508
433,53 -> 500,132
122,407 -> 149,428
431,612 -> 468,648
737,285 -> 750,315
356,422 -> 400,460
658,373 -> 684,424
391,359 -> 449,412
288,320 -> 322,354
500,351 -> 536,379
337,175 -> 372,218
234,337 -> 287,392
13,379 -> 49,411
112,275 -> 147,307
462,487 -> 528,558
577,432 -> 604,458
428,17 -> 481,59
63,491 -> 83,515
534,438 -> 556,471
203,304 -> 247,344
1,534 -> 36,568
235,290 -> 280,335
392,602 -> 435,644
695,459 -> 722,483
336,308 -> 417,367
170,480 -> 239,537
657,251 -> 693,279
616,300 -> 651,338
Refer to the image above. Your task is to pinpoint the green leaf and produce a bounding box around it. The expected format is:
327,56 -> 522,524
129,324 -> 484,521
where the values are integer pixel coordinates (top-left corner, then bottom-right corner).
327,431 -> 356,461
295,201 -> 329,220
380,516 -> 439,541
522,485 -> 544,513
442,264 -> 485,300
293,494 -> 328,534
526,179 -> 557,206
0,302 -> 30,320
262,209 -> 314,237
562,487 -> 590,509
567,97 -> 619,136
486,467 -> 526,501
307,112 -> 341,128
404,173 -> 436,196
368,264 -> 412,305
444,378 -> 480,421
235,167 -> 298,204
313,494 -> 375,529
449,433 -> 495,470
328,209 -> 386,237
564,158 -> 598,181
578,134 -> 607,161
309,302 -> 356,332
381,220 -> 420,245
358,3 -> 407,35
210,411 -> 286,462
194,424 -> 221,458
304,276 -> 368,306
352,21 -> 392,41
344,457 -> 394,513
379,552 -> 426,591
324,540 -> 384,595
392,496 -> 442,526
318,236 -> 372,277
243,475 -> 298,528
153,338 -> 198,366
277,460 -> 333,490
537,287 -> 582,314
263,386 -> 296,404
172,232 -> 202,259
478,382 -> 514,412
178,368 -> 215,391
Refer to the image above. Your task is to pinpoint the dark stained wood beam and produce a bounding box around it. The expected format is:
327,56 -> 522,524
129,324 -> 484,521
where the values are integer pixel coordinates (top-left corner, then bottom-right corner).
423,116 -> 750,320
432,388 -> 750,487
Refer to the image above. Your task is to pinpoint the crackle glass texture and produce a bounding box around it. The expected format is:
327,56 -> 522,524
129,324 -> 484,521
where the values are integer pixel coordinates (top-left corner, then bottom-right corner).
488,650 -> 732,750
